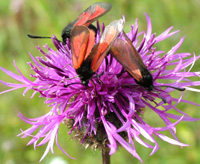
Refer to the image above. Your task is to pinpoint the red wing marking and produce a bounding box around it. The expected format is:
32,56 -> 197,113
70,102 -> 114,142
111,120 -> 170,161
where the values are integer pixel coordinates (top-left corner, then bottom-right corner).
70,26 -> 95,69
89,19 -> 124,72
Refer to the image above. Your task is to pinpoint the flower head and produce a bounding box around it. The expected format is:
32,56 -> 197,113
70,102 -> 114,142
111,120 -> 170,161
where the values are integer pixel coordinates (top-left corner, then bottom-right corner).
0,13 -> 200,162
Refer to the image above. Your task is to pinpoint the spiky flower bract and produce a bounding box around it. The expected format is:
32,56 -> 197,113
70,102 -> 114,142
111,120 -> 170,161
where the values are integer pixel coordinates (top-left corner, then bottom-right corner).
0,14 -> 200,162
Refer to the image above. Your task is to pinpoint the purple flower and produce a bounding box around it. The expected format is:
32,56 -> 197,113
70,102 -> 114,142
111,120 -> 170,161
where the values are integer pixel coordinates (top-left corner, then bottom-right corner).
1,13 -> 200,163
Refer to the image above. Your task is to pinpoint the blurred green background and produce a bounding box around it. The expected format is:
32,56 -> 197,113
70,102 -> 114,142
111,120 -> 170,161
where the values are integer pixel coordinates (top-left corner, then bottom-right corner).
0,0 -> 200,164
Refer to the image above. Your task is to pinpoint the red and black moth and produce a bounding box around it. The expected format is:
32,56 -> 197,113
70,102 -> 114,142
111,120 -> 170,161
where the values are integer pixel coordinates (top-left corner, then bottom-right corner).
61,2 -> 112,44
110,31 -> 185,101
110,31 -> 154,91
69,19 -> 124,86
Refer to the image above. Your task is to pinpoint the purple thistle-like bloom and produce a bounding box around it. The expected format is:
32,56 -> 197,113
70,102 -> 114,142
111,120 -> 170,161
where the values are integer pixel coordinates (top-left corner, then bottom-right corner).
1,14 -> 200,162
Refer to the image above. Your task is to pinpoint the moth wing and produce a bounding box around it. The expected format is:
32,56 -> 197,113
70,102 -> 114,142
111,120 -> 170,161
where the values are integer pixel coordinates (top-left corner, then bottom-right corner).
75,2 -> 112,26
110,35 -> 147,81
62,3 -> 111,43
70,26 -> 95,69
89,19 -> 124,72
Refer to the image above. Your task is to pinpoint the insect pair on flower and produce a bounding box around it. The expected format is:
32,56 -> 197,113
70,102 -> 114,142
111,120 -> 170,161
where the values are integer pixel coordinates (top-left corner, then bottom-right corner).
62,2 -> 158,92
29,2 -> 184,98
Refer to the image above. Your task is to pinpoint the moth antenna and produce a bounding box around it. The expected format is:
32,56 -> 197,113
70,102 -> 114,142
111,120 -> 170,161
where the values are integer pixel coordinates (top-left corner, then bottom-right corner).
27,34 -> 62,42
155,85 -> 185,91
27,34 -> 52,39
